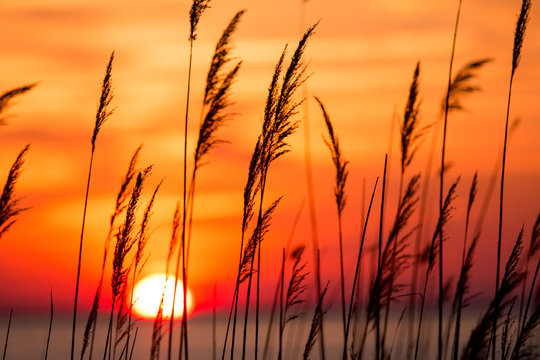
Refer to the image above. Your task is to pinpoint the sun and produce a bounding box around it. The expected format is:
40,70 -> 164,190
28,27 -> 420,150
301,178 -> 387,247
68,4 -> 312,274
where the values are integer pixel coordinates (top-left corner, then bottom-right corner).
130,273 -> 195,319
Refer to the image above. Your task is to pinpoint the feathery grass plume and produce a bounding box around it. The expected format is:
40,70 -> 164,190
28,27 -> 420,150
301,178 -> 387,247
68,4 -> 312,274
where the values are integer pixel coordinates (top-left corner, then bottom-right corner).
283,246 -> 309,326
189,0 -> 211,41
315,95 -> 348,337
303,282 -> 329,360
172,3 -> 212,358
239,24 -> 317,360
114,268 -> 132,360
224,137 -> 261,360
82,146 -> 140,360
203,10 -> 245,105
45,292 -> 53,360
72,51 -> 115,360
511,301 -> 540,359
167,203 -> 181,273
511,0 -> 532,77
368,174 -> 419,358
519,213 -> 540,328
400,62 -> 423,173
380,176 -> 421,347
104,168 -> 149,360
518,213 -> 540,346
501,299 -> 516,360
343,178 -> 378,360
0,84 -> 36,125
495,3 -> 531,357
92,52 -> 115,150
125,179 -> 161,360
442,59 -> 492,113
461,228 -> 524,360
2,309 -> 12,360
0,145 -> 29,239
408,54 -> 489,359
258,21 -> 317,348
414,178 -> 459,360
194,62 -> 242,172
451,233 -> 479,360
261,202 -> 304,360
239,198 -> 281,284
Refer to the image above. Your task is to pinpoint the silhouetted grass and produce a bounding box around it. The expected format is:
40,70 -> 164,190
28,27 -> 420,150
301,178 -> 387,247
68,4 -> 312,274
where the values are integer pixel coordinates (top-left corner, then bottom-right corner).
315,95 -> 348,341
72,51 -> 114,360
495,1 -> 532,358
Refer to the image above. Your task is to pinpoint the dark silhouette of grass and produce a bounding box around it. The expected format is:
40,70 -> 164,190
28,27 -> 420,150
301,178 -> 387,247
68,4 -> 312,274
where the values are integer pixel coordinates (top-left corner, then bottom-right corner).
439,2 -> 463,358
82,146 -> 141,360
169,2 -> 211,359
125,180 -> 161,360
2,309 -> 12,360
343,177 -> 378,360
0,145 -> 30,240
494,1 -> 532,358
315,95 -> 348,341
414,178 -> 459,360
450,173 -> 478,360
45,292 -> 53,360
376,154 -> 388,360
303,281 -> 329,360
72,51 -> 114,360
0,83 -> 36,126
103,168 -> 150,360
462,228 -> 524,360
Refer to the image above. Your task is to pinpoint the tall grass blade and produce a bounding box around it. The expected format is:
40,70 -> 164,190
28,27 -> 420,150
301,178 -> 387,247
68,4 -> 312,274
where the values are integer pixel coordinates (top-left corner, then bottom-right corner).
495,2 -> 531,358
45,291 -> 53,360
83,146 -> 140,360
462,228 -> 524,360
72,51 -> 114,360
2,309 -> 12,360
315,95 -> 348,339
343,177 -> 378,360
303,283 -> 329,360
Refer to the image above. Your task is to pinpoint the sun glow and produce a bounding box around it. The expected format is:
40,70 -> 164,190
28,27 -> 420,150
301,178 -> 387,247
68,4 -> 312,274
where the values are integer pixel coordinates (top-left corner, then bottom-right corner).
131,273 -> 195,319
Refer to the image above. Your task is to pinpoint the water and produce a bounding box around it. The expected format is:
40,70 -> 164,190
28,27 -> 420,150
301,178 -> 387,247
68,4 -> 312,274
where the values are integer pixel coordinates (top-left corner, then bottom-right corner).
0,308 -> 537,359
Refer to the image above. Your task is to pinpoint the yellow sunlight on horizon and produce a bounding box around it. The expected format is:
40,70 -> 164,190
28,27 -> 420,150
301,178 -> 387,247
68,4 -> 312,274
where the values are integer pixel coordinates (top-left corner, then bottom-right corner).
131,273 -> 195,319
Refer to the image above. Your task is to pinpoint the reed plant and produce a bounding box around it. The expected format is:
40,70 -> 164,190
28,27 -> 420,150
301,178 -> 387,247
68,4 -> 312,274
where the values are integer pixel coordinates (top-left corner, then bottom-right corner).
315,96 -> 348,339
72,52 -> 114,360
494,1 -> 532,358
103,168 -> 150,360
82,146 -> 141,360
169,1 -> 211,358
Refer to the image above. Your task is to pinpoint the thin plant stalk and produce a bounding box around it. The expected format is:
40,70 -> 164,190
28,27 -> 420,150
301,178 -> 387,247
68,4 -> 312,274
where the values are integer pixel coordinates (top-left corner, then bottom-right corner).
72,52 -> 114,360
278,248 -> 285,360
300,3 -> 325,358
262,201 -> 304,360
342,177 -> 378,360
494,2 -> 531,359
439,2 -> 463,358
315,96 -> 348,339
45,292 -> 54,360
213,284 -> 217,360
2,309 -> 12,360
376,154 -> 388,360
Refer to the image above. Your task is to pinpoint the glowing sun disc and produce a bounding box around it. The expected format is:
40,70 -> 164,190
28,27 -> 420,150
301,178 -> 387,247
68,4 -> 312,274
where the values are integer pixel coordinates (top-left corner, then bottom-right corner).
131,273 -> 194,319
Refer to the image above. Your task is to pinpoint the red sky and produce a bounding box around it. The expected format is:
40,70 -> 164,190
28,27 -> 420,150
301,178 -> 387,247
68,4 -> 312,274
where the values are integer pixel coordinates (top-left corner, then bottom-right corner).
0,0 -> 539,314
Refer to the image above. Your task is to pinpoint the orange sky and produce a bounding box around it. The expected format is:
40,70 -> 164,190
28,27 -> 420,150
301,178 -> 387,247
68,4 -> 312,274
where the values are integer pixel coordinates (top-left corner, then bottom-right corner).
0,0 -> 539,314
